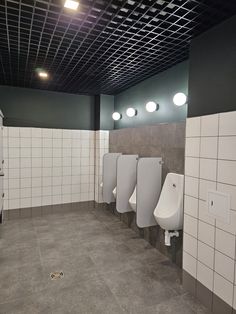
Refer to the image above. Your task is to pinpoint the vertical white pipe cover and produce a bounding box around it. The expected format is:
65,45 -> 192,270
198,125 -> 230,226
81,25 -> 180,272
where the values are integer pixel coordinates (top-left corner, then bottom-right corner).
102,153 -> 122,203
116,155 -> 138,213
136,157 -> 162,228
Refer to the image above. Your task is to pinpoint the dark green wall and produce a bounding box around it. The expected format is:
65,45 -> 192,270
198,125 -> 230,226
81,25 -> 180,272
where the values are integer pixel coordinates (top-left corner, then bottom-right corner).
114,61 -> 188,129
100,94 -> 114,130
0,86 -> 95,130
188,15 -> 236,117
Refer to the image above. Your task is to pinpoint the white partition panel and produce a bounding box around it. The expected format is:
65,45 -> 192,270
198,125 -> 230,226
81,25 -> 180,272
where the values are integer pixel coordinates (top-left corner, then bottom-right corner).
116,155 -> 138,213
136,157 -> 162,228
102,153 -> 122,204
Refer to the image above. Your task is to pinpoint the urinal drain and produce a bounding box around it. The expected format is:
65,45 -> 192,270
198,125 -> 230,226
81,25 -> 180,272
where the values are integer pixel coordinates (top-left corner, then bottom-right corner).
50,271 -> 64,280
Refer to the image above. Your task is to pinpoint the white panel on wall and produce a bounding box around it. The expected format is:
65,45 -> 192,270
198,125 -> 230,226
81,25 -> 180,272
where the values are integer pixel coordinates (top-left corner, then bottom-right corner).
3,127 -> 96,210
183,111 -> 236,308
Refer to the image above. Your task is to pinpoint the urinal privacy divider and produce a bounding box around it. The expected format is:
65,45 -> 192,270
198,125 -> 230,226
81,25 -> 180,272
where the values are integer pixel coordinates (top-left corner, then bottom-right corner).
136,157 -> 162,228
116,155 -> 139,213
102,153 -> 122,204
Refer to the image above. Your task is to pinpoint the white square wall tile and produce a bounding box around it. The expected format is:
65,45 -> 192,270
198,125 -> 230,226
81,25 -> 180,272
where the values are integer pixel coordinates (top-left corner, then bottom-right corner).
186,117 -> 201,137
184,214 -> 198,238
42,128 -> 53,138
184,195 -> 198,218
185,157 -> 199,178
200,137 -> 218,159
214,273 -> 234,306
201,114 -> 219,137
8,199 -> 20,209
199,179 -> 217,201
9,137 -> 20,148
183,251 -> 197,278
185,138 -> 200,157
185,176 -> 199,198
20,128 -> 31,137
8,127 -> 20,137
215,228 -> 235,259
219,111 -> 236,136
198,200 -> 215,225
200,158 -> 217,181
198,221 -> 215,248
218,160 -> 236,185
217,183 -> 236,212
20,198 -> 31,208
218,137 -> 236,161
32,128 -> 42,137
183,233 -> 197,257
216,209 -> 236,235
215,251 -> 234,283
197,261 -> 214,291
197,241 -> 214,269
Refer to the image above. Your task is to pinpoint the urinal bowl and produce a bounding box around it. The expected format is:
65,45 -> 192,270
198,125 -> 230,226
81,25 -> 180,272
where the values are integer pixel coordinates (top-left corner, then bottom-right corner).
154,208 -> 183,231
129,187 -> 137,212
153,173 -> 184,232
112,187 -> 117,199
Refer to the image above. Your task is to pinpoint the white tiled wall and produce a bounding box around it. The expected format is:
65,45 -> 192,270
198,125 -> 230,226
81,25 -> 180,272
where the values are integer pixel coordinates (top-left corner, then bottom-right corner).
3,127 -> 95,210
183,111 -> 236,308
94,130 -> 109,203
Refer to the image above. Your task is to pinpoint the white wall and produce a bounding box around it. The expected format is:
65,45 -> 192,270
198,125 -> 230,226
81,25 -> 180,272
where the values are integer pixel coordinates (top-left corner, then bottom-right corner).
3,127 -> 96,210
94,130 -> 109,203
183,111 -> 236,308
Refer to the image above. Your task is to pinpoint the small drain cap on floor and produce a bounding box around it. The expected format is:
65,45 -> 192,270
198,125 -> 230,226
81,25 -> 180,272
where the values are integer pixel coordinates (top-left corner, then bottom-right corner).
50,271 -> 64,280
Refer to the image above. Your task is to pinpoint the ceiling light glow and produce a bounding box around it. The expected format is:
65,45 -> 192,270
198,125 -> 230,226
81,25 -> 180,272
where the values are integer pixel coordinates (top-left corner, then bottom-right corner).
126,107 -> 136,117
112,112 -> 122,121
64,0 -> 79,10
38,71 -> 48,79
145,101 -> 158,112
173,92 -> 187,106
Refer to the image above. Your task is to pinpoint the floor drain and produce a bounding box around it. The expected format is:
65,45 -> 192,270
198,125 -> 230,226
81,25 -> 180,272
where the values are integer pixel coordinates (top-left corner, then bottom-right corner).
50,271 -> 64,280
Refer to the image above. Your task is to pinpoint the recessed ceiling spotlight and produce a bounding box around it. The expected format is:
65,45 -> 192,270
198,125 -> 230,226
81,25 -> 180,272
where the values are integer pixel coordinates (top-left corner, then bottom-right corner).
126,107 -> 137,117
173,92 -> 187,106
145,101 -> 159,113
112,112 -> 122,121
38,71 -> 48,79
64,0 -> 79,10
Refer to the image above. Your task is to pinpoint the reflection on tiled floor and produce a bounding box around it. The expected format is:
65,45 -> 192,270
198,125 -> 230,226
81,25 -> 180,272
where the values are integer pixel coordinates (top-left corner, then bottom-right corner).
0,206 -> 210,314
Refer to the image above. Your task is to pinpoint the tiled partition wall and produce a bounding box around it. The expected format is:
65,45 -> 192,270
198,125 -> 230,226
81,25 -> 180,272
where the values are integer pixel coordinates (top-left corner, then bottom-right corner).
183,111 -> 236,313
94,131 -> 109,203
109,122 -> 185,266
3,127 -> 95,212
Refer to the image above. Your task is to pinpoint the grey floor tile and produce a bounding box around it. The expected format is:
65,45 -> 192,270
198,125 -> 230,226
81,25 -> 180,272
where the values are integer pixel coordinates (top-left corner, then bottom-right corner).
0,206 -> 210,314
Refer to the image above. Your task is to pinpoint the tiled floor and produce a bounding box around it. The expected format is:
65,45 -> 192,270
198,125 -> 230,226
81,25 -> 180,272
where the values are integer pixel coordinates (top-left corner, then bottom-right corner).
0,206 -> 210,314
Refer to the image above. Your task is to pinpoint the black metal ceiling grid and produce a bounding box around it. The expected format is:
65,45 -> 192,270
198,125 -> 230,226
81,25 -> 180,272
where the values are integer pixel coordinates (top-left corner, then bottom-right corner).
0,0 -> 236,95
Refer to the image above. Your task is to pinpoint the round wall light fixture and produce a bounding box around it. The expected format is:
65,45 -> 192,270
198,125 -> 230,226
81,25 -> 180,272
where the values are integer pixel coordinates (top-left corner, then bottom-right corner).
145,101 -> 159,112
112,112 -> 122,121
173,92 -> 187,106
126,107 -> 137,117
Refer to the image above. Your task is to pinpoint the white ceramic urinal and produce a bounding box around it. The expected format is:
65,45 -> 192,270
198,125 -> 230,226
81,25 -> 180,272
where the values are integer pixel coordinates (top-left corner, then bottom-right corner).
153,173 -> 184,246
112,187 -> 117,199
129,186 -> 137,212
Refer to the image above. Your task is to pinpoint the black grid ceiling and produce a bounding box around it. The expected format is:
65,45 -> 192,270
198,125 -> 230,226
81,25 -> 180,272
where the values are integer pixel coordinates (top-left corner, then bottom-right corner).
0,0 -> 236,95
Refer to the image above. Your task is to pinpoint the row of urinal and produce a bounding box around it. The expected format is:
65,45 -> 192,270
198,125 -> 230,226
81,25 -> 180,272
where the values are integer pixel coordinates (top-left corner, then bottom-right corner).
102,153 -> 184,246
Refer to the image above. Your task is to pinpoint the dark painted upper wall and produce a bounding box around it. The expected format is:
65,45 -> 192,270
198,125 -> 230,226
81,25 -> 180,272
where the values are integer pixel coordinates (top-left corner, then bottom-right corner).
100,94 -> 114,130
0,86 -> 95,130
114,61 -> 188,129
188,15 -> 236,117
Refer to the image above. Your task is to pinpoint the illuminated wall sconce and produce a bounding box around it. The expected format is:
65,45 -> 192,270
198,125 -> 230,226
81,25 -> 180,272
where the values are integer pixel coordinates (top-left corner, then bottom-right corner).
126,107 -> 137,117
112,112 -> 122,121
173,92 -> 187,106
145,101 -> 159,112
